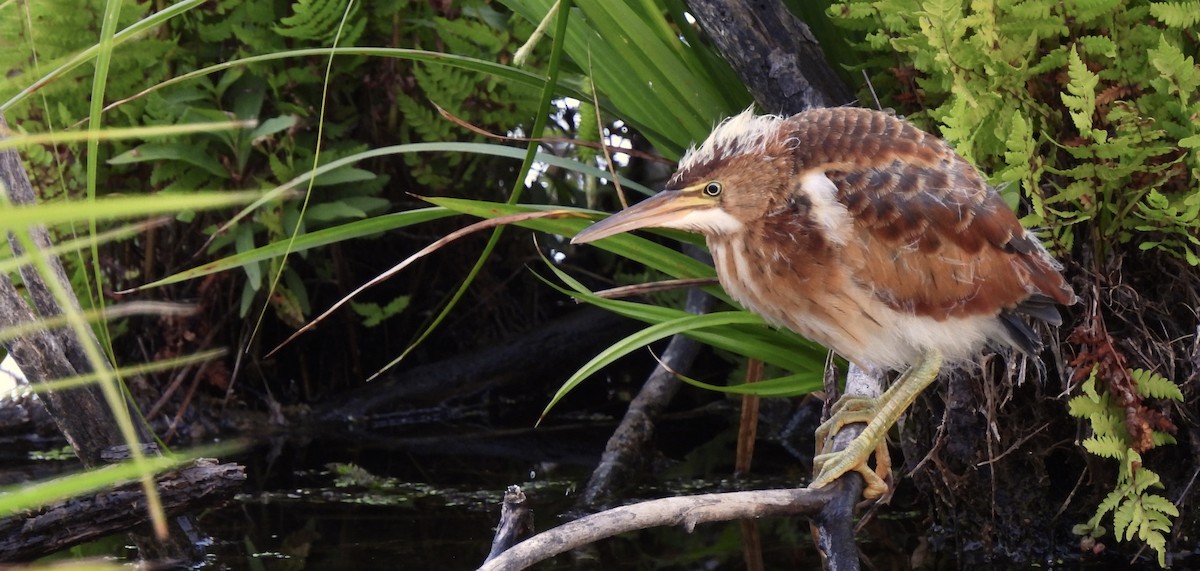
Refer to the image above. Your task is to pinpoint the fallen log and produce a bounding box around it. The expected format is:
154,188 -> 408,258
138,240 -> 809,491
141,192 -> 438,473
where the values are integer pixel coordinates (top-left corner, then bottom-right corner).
0,458 -> 245,561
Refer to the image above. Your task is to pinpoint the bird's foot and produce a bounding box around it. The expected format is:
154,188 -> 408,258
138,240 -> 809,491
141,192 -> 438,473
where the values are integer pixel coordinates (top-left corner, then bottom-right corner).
809,394 -> 892,500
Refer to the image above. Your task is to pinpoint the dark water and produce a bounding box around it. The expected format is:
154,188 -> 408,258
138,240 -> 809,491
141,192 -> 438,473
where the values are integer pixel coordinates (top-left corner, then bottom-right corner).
186,416 -> 826,570
28,408 -> 830,569
24,410 -> 1196,569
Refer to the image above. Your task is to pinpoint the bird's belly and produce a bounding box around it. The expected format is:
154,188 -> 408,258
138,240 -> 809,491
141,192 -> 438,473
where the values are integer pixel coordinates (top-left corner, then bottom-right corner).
711,239 -> 1004,371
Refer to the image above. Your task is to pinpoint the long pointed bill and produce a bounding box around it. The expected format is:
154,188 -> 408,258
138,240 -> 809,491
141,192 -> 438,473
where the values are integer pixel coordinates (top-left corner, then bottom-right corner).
571,190 -> 709,244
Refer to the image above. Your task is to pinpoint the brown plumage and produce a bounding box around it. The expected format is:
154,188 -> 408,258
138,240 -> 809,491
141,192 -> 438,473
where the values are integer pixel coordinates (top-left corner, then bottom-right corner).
575,106 -> 1074,371
572,106 -> 1075,498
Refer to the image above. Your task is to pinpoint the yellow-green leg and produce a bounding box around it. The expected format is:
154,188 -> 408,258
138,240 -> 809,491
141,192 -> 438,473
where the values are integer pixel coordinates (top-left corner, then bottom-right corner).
809,348 -> 944,499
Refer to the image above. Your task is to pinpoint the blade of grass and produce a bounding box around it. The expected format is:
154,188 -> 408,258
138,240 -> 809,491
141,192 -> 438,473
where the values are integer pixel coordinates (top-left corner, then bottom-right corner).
27,349 -> 227,394
70,49 -> 593,129
540,311 -> 765,421
0,302 -> 196,345
268,209 -> 582,360
0,218 -> 167,276
0,191 -> 260,231
0,442 -> 240,516
124,208 -> 456,292
423,196 -> 712,275
0,120 -> 255,150
205,142 -> 655,249
536,255 -> 825,373
678,371 -> 823,397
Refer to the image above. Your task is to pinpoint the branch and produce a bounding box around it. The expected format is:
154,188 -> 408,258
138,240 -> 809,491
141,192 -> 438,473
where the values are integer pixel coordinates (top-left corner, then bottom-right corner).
684,0 -> 854,113
478,486 -> 838,571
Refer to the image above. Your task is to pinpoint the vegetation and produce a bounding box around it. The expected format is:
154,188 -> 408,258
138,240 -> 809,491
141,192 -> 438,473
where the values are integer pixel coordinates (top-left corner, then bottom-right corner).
0,0 -> 1195,566
828,1 -> 1196,564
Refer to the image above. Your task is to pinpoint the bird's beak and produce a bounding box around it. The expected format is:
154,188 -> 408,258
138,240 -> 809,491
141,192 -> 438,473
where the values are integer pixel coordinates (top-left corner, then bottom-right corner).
571,190 -> 707,244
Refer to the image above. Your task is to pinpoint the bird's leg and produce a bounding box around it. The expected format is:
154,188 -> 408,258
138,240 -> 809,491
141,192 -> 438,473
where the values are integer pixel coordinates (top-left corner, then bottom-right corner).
810,348 -> 944,499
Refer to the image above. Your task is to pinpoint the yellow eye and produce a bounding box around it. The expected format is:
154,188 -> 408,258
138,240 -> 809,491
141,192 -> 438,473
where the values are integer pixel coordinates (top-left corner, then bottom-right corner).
703,181 -> 722,197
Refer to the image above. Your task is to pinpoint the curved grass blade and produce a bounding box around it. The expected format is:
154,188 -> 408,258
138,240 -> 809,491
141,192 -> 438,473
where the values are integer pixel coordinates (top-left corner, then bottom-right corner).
0,120 -> 255,150
540,311 -> 765,422
0,302 -> 196,345
267,209 -> 585,360
79,49 -> 593,127
28,349 -> 227,394
424,196 -> 711,276
205,142 -> 655,250
677,372 -> 823,397
0,218 -> 168,277
0,441 -> 241,517
121,208 -> 456,292
537,256 -> 825,373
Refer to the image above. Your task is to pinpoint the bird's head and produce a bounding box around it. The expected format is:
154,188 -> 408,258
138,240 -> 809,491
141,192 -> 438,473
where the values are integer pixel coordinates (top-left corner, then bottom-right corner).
572,109 -> 794,245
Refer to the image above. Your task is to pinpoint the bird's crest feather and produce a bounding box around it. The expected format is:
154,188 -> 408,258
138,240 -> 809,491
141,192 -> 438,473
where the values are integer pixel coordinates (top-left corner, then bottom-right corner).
678,107 -> 785,173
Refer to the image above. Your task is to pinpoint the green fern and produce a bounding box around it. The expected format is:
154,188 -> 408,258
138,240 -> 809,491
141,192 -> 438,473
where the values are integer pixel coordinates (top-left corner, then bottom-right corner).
1062,47 -> 1105,143
1067,368 -> 1182,567
1149,1 -> 1200,28
276,0 -> 366,45
830,0 -> 1200,266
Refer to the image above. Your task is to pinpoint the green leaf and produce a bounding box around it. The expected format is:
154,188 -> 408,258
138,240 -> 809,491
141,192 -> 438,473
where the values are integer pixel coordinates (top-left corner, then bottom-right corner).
537,259 -> 825,373
351,295 -> 411,328
542,311 -> 767,418
311,167 -> 377,186
0,192 -> 259,231
305,201 -> 368,222
107,143 -> 229,177
1082,434 -> 1125,458
679,372 -> 822,397
251,115 -> 297,139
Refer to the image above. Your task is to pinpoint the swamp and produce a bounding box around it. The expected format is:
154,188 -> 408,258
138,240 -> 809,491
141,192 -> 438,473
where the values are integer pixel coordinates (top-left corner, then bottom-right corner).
1,0 -> 1198,569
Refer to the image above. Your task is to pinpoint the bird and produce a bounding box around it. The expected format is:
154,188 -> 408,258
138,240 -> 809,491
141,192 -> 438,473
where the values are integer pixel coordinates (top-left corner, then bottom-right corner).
571,106 -> 1076,499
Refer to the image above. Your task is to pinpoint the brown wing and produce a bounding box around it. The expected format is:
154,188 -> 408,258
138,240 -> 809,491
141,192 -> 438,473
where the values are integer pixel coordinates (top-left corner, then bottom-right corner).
786,107 -> 1074,322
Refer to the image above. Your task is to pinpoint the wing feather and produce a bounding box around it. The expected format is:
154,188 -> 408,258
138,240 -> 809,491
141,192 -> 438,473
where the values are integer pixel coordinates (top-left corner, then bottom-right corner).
784,108 -> 1074,322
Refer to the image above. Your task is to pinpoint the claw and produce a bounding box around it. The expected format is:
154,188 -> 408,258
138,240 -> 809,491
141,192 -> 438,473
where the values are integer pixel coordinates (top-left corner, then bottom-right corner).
807,348 -> 944,501
810,395 -> 892,499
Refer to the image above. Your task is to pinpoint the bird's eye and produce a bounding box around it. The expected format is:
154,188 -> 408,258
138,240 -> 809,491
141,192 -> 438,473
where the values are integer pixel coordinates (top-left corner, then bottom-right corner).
703,181 -> 722,197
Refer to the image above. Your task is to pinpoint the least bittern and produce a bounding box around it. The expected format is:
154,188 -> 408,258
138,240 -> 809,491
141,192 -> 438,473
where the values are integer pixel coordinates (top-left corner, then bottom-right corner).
572,107 -> 1075,499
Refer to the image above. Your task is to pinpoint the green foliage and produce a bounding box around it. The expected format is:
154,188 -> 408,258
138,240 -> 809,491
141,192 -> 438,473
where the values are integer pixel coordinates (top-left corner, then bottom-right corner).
828,6 -> 1195,560
276,0 -> 366,44
829,0 -> 1200,264
2,0 -> 551,330
350,295 -> 411,328
393,8 -> 545,190
1067,368 -> 1183,566
327,462 -> 398,489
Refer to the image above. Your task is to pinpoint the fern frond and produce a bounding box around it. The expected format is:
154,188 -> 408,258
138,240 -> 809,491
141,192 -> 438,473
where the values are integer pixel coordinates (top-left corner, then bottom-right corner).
1131,368 -> 1185,400
1148,35 -> 1200,106
1062,46 -> 1104,142
1149,1 -> 1200,28
1082,434 -> 1125,458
